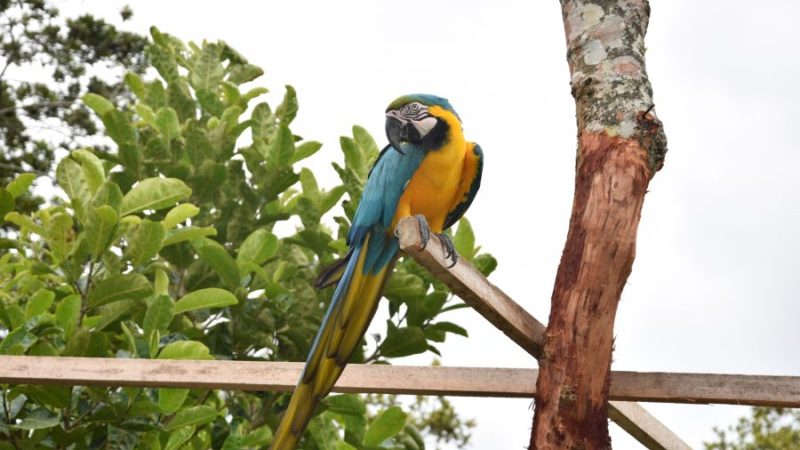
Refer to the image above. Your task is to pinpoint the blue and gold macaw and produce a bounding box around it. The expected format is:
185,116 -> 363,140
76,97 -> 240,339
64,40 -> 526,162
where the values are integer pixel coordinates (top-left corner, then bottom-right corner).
270,94 -> 483,450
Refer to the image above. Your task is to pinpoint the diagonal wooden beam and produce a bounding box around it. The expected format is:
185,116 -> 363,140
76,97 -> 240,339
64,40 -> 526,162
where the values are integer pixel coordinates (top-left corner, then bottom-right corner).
1,356 -> 797,406
396,217 -> 693,450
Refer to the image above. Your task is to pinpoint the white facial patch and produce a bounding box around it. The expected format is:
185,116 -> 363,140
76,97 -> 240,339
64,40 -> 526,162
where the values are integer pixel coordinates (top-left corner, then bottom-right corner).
412,116 -> 438,138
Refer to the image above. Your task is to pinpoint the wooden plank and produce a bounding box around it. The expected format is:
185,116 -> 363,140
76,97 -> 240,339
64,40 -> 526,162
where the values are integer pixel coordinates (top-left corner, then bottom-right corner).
0,356 -> 532,397
1,356 -> 798,408
610,371 -> 800,407
609,402 -> 693,450
396,217 -> 693,450
395,218 -> 546,358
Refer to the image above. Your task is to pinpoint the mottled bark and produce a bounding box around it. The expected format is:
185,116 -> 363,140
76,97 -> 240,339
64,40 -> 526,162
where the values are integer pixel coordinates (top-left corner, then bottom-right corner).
530,1 -> 667,449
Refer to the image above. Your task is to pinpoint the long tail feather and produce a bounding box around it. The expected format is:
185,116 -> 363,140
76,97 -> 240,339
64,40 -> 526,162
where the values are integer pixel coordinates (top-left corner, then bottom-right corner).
270,235 -> 397,450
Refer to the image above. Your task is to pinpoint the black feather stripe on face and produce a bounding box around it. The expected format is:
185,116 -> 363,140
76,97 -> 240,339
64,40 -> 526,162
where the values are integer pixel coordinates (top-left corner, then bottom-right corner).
421,117 -> 449,151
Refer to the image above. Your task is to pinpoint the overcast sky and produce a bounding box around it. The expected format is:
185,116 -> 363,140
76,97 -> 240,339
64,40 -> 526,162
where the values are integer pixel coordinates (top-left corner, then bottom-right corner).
57,1 -> 800,448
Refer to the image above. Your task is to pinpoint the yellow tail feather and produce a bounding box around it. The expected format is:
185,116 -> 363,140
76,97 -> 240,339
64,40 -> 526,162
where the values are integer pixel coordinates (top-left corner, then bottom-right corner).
270,235 -> 397,450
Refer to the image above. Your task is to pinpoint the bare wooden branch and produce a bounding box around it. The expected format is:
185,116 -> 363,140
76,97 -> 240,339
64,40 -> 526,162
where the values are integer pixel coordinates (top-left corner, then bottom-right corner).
397,217 -> 691,450
1,356 -> 797,409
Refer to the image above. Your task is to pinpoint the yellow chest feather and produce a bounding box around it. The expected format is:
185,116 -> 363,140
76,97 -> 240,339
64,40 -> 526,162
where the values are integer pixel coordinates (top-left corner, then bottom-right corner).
394,125 -> 467,231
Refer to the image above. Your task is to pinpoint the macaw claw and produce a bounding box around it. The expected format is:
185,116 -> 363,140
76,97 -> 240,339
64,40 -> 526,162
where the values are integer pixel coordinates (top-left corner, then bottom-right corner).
436,232 -> 458,268
414,215 -> 432,250
413,215 -> 458,268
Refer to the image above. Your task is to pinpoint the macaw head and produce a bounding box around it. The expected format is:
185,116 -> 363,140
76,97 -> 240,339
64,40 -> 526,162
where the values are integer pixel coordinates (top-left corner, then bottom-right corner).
385,94 -> 461,151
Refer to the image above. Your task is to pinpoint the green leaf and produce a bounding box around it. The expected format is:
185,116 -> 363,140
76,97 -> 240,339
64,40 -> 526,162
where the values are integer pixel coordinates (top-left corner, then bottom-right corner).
82,93 -> 114,116
473,253 -> 498,277
385,273 -> 426,303
92,180 -> 123,211
266,125 -> 295,169
163,425 -> 195,450
429,321 -> 468,337
0,327 -> 37,355
363,406 -> 407,447
380,326 -> 427,358
165,405 -> 217,431
162,226 -> 217,247
6,173 -> 36,198
55,295 -> 81,338
453,218 -> 477,260
71,149 -> 106,194
299,168 -> 320,200
237,229 -> 278,266
125,72 -> 146,98
94,299 -> 139,331
291,141 -> 322,164
191,238 -> 240,288
102,109 -> 138,145
158,388 -> 189,415
250,103 -> 275,140
4,212 -> 44,235
155,269 -> 169,295
107,425 -> 138,450
120,177 -> 192,216
191,43 -> 224,91
325,394 -> 366,416
23,385 -> 70,409
320,186 -> 346,214
84,205 -> 118,260
174,288 -> 237,314
227,63 -> 263,85
155,107 -> 181,142
126,219 -> 165,266
25,289 -> 55,319
164,203 -> 199,230
88,273 -> 152,309
63,326 -> 90,357
242,425 -> 273,447
158,340 -> 212,360
0,189 -> 13,219
56,157 -> 91,219
275,85 -> 298,125
9,410 -> 60,430
339,137 -> 362,179
143,295 -> 174,337
352,125 -> 379,166
134,103 -> 157,128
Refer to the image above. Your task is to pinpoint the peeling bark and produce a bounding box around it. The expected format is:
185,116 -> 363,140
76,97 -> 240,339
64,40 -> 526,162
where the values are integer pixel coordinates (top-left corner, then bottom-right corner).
529,1 -> 667,449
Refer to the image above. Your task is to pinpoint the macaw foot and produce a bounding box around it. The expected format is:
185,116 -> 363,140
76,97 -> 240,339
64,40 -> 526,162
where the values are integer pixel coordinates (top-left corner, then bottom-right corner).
413,215 -> 432,249
436,232 -> 458,268
413,215 -> 458,268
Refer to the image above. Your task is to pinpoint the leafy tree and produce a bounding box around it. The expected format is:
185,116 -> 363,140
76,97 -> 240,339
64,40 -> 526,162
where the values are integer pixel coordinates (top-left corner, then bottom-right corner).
0,25 -> 495,449
0,0 -> 147,219
705,407 -> 800,450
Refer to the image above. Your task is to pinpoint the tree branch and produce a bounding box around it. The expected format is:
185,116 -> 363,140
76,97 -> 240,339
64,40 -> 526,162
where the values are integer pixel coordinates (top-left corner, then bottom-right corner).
530,1 -> 668,448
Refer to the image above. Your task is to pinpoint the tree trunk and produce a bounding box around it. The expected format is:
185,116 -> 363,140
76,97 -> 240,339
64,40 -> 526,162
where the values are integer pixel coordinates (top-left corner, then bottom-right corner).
530,1 -> 667,449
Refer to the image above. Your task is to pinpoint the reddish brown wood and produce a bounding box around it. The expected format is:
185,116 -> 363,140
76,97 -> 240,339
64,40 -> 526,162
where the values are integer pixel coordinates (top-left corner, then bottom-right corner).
531,133 -> 652,449
530,0 -> 668,446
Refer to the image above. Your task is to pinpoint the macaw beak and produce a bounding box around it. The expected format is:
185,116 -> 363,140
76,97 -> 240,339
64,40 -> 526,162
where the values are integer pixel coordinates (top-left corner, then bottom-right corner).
385,112 -> 407,152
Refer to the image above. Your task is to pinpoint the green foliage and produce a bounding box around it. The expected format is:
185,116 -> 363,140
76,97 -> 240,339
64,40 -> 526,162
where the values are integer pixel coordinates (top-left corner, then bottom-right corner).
705,407 -> 800,450
0,25 -> 494,449
0,1 -> 147,222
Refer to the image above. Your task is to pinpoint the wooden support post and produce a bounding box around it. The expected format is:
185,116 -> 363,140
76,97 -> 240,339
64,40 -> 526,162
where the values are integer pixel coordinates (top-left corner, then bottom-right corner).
397,218 -> 689,450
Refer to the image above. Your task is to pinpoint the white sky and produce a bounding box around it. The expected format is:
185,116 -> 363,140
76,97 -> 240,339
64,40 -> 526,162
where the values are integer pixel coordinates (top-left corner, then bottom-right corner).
55,1 -> 800,448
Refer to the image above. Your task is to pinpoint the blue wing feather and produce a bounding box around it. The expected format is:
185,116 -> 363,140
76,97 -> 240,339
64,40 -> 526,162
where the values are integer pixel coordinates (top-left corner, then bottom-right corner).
348,144 -> 425,273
